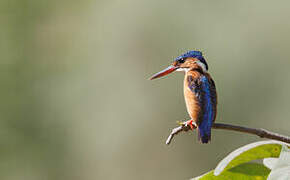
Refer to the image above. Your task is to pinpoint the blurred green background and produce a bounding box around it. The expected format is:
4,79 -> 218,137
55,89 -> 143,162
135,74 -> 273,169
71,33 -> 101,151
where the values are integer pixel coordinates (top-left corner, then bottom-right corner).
1,0 -> 290,179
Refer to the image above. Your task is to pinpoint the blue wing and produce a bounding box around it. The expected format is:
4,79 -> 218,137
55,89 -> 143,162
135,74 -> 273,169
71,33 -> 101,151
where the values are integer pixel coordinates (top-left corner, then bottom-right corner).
187,75 -> 217,143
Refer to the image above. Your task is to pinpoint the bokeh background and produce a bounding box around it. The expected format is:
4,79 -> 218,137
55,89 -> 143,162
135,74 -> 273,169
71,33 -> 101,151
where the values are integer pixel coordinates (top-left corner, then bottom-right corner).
1,0 -> 290,179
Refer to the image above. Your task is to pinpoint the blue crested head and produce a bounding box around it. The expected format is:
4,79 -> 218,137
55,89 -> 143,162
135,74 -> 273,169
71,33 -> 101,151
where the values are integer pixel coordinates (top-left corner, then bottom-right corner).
175,51 -> 208,70
175,51 -> 203,61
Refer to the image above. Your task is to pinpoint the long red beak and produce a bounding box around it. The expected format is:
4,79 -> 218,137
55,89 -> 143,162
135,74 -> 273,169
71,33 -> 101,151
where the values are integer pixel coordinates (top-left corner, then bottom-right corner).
149,65 -> 177,80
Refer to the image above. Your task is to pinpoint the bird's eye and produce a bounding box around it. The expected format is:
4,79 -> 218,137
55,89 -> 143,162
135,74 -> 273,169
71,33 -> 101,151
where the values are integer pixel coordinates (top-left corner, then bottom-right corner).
178,58 -> 185,63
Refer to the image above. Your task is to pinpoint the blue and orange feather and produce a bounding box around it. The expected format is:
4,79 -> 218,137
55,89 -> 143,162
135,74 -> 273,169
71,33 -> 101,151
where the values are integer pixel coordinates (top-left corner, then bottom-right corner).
150,50 -> 217,143
186,72 -> 217,143
181,52 -> 217,143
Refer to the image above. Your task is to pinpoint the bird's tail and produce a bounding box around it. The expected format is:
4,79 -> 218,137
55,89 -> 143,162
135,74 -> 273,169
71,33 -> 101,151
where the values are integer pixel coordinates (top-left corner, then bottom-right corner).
198,124 -> 212,144
198,130 -> 211,143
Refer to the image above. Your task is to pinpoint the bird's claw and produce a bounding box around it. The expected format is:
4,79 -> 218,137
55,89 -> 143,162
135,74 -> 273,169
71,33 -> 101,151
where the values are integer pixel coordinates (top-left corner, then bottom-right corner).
176,120 -> 197,130
184,120 -> 197,130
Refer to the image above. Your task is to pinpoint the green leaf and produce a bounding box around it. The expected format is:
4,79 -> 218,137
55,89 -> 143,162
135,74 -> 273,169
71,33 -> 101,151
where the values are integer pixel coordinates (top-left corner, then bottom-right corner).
267,145 -> 290,180
192,163 -> 270,180
214,140 -> 289,176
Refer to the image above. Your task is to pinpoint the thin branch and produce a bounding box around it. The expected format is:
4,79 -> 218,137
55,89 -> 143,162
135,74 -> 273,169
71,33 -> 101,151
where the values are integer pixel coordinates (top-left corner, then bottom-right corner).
166,122 -> 290,145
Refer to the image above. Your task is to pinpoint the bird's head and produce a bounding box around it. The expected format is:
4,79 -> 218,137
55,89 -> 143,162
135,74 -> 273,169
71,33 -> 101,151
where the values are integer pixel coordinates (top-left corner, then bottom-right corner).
149,51 -> 208,80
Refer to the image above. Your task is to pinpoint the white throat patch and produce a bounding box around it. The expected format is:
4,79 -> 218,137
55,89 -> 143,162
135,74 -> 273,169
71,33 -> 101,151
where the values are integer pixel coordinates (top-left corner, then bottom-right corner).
176,68 -> 190,72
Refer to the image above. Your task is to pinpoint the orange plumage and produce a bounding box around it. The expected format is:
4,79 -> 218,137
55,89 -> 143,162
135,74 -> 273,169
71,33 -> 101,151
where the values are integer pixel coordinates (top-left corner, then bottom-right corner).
150,51 -> 217,143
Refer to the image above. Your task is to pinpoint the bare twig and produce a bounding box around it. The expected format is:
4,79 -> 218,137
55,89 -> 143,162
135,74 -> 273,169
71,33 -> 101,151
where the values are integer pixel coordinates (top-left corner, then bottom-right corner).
166,122 -> 290,145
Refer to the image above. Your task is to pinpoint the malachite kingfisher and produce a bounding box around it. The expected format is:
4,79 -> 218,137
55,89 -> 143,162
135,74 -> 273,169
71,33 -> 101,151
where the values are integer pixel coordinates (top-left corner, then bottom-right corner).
150,51 -> 217,143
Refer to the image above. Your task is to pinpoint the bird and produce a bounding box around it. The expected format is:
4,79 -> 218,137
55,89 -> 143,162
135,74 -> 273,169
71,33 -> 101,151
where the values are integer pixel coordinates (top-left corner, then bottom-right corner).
149,51 -> 217,143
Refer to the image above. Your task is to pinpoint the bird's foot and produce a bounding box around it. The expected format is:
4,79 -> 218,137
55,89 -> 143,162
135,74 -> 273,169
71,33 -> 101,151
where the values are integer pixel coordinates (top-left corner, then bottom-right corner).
179,120 -> 197,130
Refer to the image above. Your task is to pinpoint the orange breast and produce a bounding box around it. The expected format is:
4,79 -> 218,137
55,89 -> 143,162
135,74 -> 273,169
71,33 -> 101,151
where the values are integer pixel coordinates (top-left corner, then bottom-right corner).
183,72 -> 201,123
